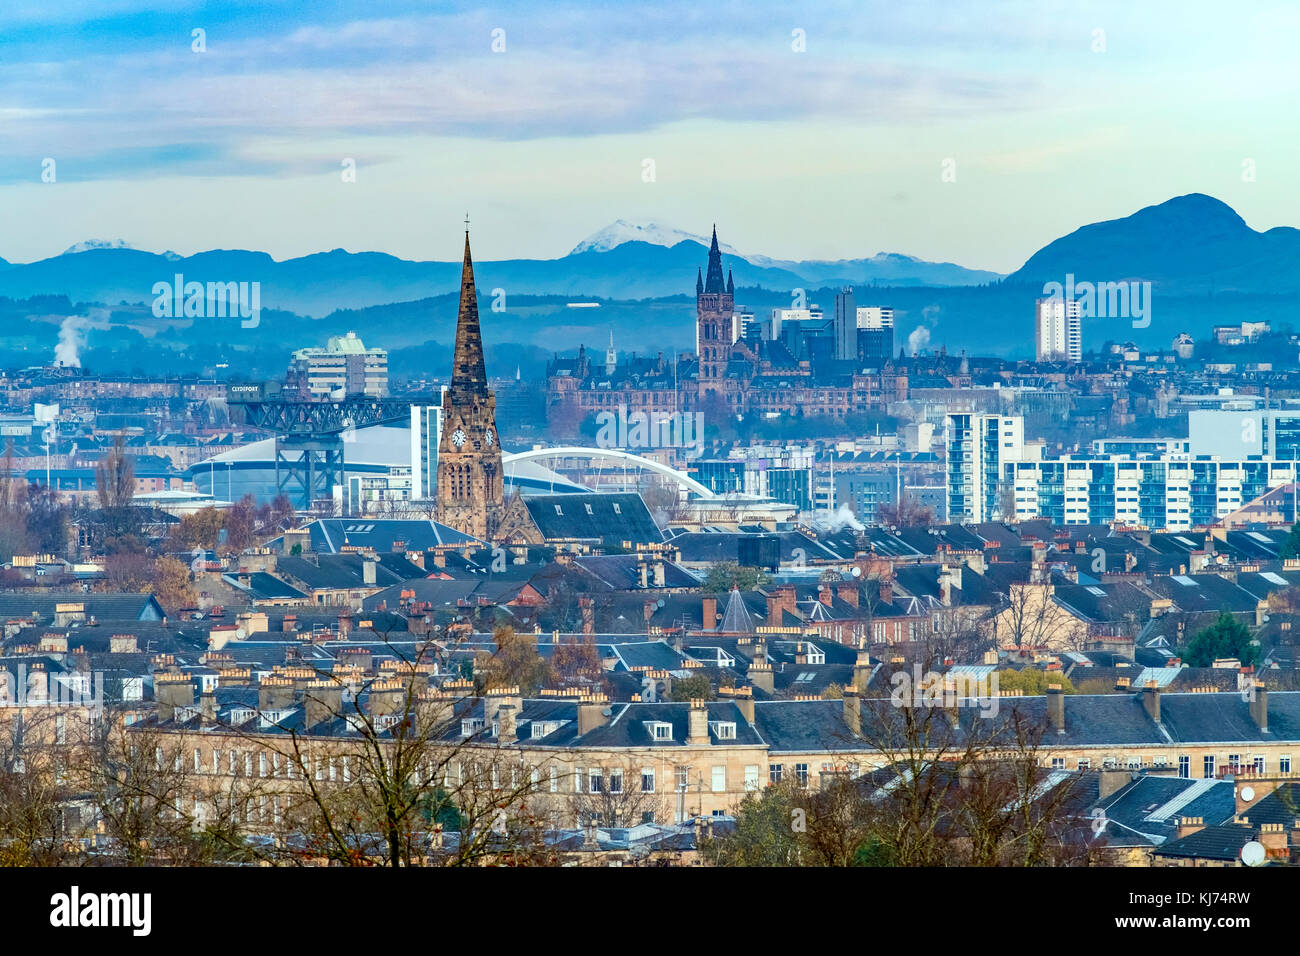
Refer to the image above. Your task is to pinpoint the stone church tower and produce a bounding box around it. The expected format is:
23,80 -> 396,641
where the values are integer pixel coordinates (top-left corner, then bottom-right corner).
696,225 -> 734,395
436,231 -> 504,539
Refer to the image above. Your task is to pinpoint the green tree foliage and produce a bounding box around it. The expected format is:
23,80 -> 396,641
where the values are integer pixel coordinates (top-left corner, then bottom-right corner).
1281,522 -> 1300,560
669,672 -> 713,702
994,668 -> 1075,695
1183,611 -> 1258,667
699,562 -> 770,593
474,626 -> 551,696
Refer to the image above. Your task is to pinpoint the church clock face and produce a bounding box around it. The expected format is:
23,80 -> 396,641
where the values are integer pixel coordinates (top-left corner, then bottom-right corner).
485,428 -> 495,446
451,428 -> 467,448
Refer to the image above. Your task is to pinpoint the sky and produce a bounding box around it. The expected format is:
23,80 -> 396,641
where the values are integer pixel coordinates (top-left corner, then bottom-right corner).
0,0 -> 1296,272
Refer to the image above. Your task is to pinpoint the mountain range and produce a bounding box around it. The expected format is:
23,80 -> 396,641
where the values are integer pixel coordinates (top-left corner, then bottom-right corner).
0,221 -> 1001,317
0,194 -> 1295,365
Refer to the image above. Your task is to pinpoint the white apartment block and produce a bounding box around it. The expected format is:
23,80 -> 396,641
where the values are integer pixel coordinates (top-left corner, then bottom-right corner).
1035,298 -> 1082,363
945,413 -> 1025,523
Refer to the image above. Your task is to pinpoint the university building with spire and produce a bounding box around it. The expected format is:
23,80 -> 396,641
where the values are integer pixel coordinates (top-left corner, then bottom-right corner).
545,225 -> 909,442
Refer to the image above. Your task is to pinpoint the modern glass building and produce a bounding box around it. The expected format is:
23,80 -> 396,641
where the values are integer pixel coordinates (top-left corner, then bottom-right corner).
1007,455 -> 1295,530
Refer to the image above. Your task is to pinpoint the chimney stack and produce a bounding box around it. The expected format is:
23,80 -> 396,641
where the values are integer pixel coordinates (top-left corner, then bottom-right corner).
852,649 -> 872,692
1046,683 -> 1065,734
1176,816 -> 1203,839
1142,680 -> 1161,724
843,687 -> 861,736
1251,683 -> 1269,733
877,575 -> 894,606
199,690 -> 218,726
497,704 -> 517,744
719,685 -> 754,723
688,699 -> 709,745
1098,768 -> 1132,800
701,596 -> 717,631
748,640 -> 774,694
303,680 -> 343,729
155,673 -> 195,721
577,694 -> 610,735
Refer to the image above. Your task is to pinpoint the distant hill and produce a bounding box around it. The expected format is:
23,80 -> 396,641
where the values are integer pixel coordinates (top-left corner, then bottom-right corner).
0,228 -> 1001,317
1006,193 -> 1300,294
2,197 -> 1296,362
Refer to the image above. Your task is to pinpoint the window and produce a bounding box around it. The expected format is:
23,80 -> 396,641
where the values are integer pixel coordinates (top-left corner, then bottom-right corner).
676,767 -> 689,791
1153,755 -> 1168,768
744,765 -> 760,791
1203,755 -> 1216,779
612,502 -> 621,514
1283,755 -> 1292,774
1178,755 -> 1190,778
550,767 -> 559,793
769,763 -> 784,783
1050,757 -> 1065,770
258,752 -> 267,778
194,748 -> 202,772
1077,758 -> 1091,771
1253,756 -> 1266,775
575,767 -> 584,793
711,766 -> 726,792
609,769 -> 624,794
589,769 -> 603,793
795,763 -> 809,787
641,769 -> 655,793
342,756 -> 351,782
644,721 -> 673,741
1126,757 -> 1142,770
709,721 -> 737,740
1227,754 -> 1241,774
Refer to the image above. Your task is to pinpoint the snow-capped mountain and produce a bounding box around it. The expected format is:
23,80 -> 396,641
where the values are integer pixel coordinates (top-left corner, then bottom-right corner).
62,239 -> 134,255
569,220 -> 741,255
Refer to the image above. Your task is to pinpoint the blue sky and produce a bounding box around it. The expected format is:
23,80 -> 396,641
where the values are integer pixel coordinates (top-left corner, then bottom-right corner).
0,0 -> 1296,270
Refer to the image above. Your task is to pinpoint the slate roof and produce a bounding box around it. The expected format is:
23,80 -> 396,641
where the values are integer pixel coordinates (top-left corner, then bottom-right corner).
1153,823 -> 1256,861
307,518 -> 481,553
0,593 -> 166,623
276,553 -> 426,592
523,493 -> 662,546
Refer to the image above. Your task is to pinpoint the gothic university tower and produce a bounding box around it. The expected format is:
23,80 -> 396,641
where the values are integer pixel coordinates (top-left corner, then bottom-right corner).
696,225 -> 734,394
436,231 -> 504,539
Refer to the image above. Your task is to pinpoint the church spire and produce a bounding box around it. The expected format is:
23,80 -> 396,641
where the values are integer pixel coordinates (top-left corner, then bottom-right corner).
696,267 -> 704,296
727,269 -> 734,295
450,231 -> 488,398
704,224 -> 725,294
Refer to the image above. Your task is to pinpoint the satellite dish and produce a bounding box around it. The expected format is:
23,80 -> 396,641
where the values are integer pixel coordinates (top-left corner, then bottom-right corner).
851,566 -> 862,577
1241,841 -> 1266,867
1241,786 -> 1256,802
657,599 -> 665,608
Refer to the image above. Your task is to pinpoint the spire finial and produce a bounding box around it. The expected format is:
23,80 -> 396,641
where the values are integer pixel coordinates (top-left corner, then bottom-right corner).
464,212 -> 470,233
